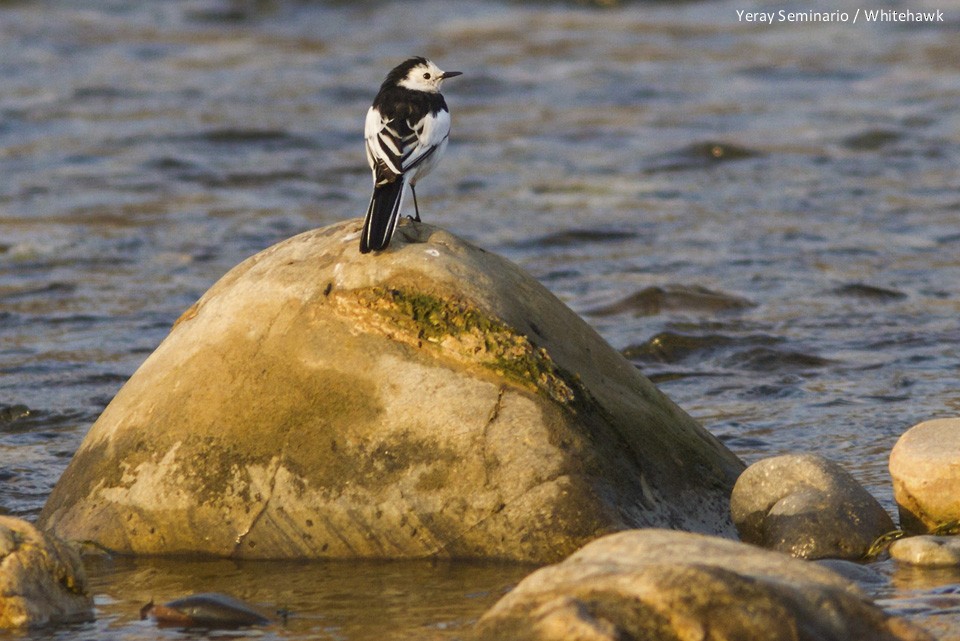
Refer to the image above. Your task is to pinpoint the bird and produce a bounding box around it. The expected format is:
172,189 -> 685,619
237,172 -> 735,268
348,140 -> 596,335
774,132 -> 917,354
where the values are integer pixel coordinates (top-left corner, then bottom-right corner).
359,57 -> 461,254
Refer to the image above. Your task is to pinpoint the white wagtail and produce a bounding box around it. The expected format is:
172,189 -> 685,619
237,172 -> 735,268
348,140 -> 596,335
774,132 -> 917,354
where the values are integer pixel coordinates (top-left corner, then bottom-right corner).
359,57 -> 461,254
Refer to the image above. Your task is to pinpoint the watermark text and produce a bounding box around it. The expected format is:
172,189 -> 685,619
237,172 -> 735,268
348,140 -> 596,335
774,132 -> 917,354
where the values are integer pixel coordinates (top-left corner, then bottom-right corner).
735,8 -> 945,24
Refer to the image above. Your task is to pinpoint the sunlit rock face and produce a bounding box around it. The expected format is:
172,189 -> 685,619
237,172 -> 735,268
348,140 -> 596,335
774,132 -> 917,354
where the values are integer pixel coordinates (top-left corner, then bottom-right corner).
890,418 -> 960,534
39,219 -> 744,562
476,529 -> 935,641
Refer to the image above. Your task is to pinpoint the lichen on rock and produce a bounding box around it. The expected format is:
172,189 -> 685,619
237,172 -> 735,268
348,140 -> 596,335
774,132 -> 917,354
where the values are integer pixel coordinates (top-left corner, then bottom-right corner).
344,285 -> 577,404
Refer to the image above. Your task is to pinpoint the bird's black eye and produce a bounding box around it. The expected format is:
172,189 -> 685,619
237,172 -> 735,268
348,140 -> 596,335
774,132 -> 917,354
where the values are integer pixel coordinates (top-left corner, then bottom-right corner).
423,72 -> 431,80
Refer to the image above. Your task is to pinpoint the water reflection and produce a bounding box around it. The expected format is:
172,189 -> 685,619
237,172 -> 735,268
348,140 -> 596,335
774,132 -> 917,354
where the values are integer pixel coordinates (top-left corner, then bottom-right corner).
79,556 -> 530,641
880,562 -> 960,641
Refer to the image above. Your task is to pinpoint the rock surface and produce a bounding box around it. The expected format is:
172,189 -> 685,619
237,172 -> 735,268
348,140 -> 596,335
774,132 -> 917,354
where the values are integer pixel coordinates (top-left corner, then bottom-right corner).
730,453 -> 894,559
0,516 -> 94,628
475,529 -> 933,641
142,592 -> 270,628
38,219 -> 744,561
890,418 -> 960,533
890,536 -> 960,567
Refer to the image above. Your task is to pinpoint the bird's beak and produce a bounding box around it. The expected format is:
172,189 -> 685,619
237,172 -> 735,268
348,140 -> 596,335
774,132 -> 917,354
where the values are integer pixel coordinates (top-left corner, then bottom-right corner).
441,71 -> 463,80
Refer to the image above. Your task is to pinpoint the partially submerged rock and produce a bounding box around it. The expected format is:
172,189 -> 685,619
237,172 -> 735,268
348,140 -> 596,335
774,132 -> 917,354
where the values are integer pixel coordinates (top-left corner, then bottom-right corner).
0,516 -> 93,629
475,529 -> 934,641
730,453 -> 894,559
39,219 -> 744,561
587,284 -> 755,317
141,593 -> 270,628
890,418 -> 960,533
890,536 -> 960,567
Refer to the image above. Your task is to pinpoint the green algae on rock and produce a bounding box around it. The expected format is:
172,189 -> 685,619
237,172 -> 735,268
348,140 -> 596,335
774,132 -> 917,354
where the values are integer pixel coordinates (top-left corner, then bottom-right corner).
347,286 -> 577,404
39,219 -> 744,562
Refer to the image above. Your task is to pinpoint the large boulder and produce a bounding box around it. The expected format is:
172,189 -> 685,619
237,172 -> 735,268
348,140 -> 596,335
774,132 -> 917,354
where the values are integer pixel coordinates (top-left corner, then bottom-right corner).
730,454 -> 894,559
0,516 -> 93,628
38,219 -> 744,561
890,418 -> 960,533
475,529 -> 934,641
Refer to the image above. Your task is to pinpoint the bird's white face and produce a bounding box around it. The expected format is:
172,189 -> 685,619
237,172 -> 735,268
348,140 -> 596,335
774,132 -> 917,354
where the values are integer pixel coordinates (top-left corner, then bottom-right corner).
398,60 -> 451,93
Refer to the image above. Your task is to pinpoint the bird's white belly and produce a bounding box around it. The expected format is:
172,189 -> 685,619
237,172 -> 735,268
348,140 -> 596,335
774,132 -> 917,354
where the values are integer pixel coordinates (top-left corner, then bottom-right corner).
408,135 -> 449,187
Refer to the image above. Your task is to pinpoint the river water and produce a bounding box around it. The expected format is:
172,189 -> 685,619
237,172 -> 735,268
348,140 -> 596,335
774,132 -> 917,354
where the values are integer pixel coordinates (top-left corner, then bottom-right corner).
1,0 -> 959,638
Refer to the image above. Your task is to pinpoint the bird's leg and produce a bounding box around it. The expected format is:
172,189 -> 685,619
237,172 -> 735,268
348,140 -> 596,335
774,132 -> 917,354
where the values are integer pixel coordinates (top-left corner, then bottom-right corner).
410,185 -> 422,222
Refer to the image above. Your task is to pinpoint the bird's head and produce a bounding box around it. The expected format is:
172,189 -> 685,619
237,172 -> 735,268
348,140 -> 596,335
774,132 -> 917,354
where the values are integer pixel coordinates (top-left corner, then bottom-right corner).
392,57 -> 462,93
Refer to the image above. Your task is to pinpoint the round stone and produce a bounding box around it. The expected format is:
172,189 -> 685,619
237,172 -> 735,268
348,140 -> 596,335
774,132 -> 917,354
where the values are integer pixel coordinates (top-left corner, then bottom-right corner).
890,418 -> 960,534
730,453 -> 894,560
889,536 -> 960,567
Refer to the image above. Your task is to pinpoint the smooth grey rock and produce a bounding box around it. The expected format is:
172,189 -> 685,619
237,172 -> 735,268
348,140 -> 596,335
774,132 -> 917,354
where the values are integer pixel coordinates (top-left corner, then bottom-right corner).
0,516 -> 93,628
730,453 -> 894,559
890,418 -> 960,534
38,219 -> 744,561
475,529 -> 934,641
890,536 -> 960,567
816,558 -> 886,585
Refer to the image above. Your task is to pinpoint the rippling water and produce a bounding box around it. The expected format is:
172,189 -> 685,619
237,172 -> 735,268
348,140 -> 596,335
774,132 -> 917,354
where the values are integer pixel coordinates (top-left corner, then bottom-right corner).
2,0 -> 959,638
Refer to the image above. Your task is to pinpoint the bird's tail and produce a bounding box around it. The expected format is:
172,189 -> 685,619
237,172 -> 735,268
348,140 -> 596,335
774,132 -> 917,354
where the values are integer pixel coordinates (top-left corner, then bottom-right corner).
360,178 -> 406,254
